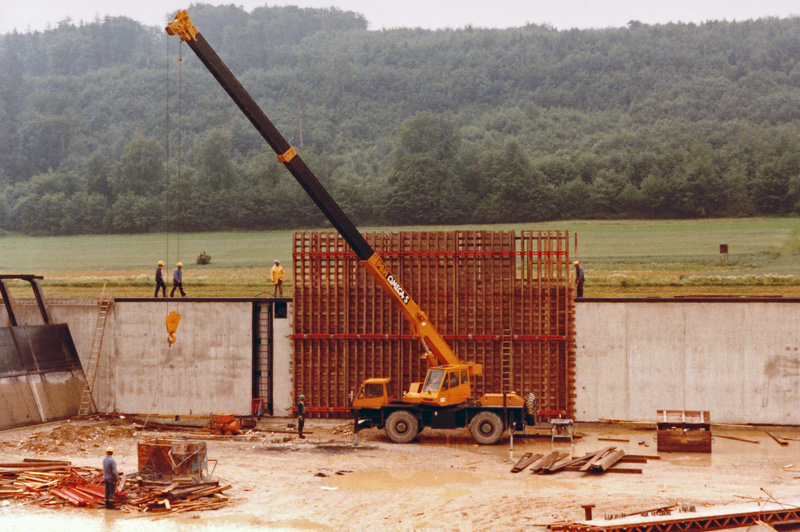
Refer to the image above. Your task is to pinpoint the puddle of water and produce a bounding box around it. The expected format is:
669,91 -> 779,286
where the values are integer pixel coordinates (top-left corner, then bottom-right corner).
322,469 -> 485,491
0,506 -> 329,532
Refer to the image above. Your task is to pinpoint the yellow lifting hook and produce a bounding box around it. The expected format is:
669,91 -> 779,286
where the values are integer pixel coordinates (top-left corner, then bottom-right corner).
166,311 -> 181,346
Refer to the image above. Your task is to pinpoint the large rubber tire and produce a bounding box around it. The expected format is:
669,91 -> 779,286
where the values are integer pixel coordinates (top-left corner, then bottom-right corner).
385,410 -> 419,443
524,392 -> 538,424
469,411 -> 504,445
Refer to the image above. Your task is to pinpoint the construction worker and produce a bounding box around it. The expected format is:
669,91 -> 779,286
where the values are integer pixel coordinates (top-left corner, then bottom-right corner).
574,260 -> 585,298
271,259 -> 285,297
154,261 -> 167,297
171,262 -> 186,297
297,394 -> 307,439
103,447 -> 119,509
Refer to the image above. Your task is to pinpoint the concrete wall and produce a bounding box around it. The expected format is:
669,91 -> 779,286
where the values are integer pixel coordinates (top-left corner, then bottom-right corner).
574,299 -> 800,425
272,302 -> 294,417
102,301 -> 253,415
2,299 -> 267,417
6,297 -> 800,425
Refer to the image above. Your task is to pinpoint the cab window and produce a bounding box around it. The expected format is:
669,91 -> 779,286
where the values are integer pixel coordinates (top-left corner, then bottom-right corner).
364,383 -> 384,398
461,370 -> 468,384
422,369 -> 445,392
448,372 -> 460,389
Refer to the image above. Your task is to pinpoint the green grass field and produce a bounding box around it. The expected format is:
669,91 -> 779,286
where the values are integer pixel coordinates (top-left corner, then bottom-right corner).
1,217 -> 798,298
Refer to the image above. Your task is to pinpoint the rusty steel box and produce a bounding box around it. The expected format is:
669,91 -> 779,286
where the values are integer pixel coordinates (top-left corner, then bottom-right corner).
137,439 -> 208,482
656,410 -> 712,453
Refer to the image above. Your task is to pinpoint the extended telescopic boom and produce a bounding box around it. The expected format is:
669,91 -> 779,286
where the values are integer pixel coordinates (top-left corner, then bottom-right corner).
165,11 -> 481,374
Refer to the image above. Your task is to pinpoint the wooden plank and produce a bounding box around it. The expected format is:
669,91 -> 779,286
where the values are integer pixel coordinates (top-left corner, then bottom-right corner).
511,452 -> 542,473
588,449 -> 626,472
715,434 -> 760,444
765,431 -> 789,446
579,447 -> 616,472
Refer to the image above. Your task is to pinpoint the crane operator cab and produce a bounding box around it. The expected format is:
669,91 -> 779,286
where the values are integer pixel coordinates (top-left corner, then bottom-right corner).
403,364 -> 473,406
353,363 -> 476,410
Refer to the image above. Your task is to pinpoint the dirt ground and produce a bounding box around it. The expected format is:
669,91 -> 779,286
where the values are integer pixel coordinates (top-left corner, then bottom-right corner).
1,417 -> 800,532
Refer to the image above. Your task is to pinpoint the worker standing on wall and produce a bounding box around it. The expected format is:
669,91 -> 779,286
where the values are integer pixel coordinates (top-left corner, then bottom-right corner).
171,262 -> 186,297
103,447 -> 119,509
154,261 -> 167,297
297,394 -> 307,439
574,260 -> 585,298
271,259 -> 285,297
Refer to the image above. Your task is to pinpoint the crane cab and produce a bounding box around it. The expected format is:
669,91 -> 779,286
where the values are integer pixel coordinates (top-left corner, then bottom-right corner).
352,377 -> 394,408
402,365 -> 472,407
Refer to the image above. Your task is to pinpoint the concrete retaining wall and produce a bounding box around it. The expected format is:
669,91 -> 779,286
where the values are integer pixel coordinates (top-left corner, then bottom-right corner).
5,297 -> 799,425
574,299 -> 800,425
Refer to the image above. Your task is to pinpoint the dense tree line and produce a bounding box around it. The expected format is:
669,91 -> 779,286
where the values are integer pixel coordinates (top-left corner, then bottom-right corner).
1,4 -> 800,235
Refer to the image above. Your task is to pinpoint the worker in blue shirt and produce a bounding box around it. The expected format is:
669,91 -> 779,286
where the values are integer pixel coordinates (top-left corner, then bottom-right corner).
103,447 -> 119,509
170,262 -> 186,297
574,260 -> 585,298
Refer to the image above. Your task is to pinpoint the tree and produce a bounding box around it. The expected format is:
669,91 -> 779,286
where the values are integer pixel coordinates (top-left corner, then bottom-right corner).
110,135 -> 165,197
386,112 -> 466,224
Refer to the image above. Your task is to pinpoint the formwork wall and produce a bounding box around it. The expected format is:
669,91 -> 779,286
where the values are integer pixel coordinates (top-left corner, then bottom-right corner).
292,230 -> 575,417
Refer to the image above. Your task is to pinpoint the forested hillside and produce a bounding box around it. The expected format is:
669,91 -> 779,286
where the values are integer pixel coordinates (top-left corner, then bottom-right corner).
1,3 -> 800,235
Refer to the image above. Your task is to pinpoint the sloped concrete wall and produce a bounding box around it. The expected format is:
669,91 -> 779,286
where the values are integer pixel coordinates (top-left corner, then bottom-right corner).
574,299 -> 800,425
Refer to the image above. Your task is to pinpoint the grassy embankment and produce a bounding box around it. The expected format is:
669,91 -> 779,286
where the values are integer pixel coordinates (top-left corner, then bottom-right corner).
0,217 -> 798,298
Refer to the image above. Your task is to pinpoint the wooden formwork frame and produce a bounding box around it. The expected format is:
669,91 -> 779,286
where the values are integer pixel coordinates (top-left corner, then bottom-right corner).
292,230 -> 575,418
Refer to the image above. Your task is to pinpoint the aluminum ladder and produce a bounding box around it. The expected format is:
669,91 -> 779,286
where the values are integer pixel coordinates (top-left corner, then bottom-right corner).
78,298 -> 113,416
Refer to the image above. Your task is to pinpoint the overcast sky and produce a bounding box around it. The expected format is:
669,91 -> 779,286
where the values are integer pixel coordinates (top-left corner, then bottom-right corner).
2,0 -> 799,35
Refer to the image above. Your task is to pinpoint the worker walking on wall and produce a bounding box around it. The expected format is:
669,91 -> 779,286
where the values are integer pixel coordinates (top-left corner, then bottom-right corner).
271,259 -> 285,297
103,447 -> 119,509
154,261 -> 167,297
297,394 -> 307,439
574,260 -> 585,298
171,262 -> 186,297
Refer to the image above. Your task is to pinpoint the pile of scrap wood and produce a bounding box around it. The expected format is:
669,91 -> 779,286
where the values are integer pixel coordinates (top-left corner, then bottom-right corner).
0,458 -> 103,506
123,476 -> 231,513
511,447 -> 656,474
0,457 -> 230,514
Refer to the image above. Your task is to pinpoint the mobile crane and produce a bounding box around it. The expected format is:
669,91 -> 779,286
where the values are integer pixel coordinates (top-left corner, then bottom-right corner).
165,11 -> 538,444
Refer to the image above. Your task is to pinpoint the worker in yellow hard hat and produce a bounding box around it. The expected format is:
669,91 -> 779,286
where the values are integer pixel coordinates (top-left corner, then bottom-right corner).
270,259 -> 285,297
154,261 -> 167,297
170,262 -> 186,297
574,260 -> 585,298
102,447 -> 119,509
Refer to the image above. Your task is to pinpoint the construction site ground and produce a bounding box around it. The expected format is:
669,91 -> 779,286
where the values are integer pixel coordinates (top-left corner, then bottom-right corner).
1,417 -> 799,532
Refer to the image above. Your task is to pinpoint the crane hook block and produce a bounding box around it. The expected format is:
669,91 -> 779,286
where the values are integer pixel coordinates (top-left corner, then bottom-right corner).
166,311 -> 182,346
165,10 -> 198,42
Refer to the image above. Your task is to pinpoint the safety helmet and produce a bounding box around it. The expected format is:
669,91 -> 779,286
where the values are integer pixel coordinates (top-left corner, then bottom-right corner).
106,447 -> 113,454
274,260 -> 280,264
158,261 -> 164,267
573,261 -> 580,266
177,262 -> 183,268
299,394 -> 305,400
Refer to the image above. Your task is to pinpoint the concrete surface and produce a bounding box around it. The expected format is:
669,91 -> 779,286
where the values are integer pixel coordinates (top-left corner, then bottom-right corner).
575,299 -> 800,424
4,297 -> 800,425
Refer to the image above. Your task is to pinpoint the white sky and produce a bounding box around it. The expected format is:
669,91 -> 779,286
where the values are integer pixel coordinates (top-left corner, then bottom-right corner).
1,0 -> 799,35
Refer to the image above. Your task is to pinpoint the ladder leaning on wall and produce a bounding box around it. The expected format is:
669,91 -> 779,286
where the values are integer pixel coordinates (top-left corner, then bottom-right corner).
78,298 -> 113,416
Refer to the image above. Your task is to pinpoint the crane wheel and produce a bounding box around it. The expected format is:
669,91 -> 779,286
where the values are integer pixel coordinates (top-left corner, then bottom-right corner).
469,411 -> 504,445
524,392 -> 538,424
385,410 -> 419,443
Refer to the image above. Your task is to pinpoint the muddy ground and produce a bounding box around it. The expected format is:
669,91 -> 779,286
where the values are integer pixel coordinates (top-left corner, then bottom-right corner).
1,417 -> 799,532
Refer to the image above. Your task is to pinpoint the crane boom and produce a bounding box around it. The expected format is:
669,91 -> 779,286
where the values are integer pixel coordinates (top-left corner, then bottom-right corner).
165,11 -> 480,374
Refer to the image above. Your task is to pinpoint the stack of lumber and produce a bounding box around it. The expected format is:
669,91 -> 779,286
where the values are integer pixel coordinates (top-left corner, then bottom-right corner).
0,457 -> 231,514
511,447 -> 656,475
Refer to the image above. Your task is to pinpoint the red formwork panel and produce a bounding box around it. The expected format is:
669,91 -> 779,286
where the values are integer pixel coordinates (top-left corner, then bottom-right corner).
292,230 -> 575,418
